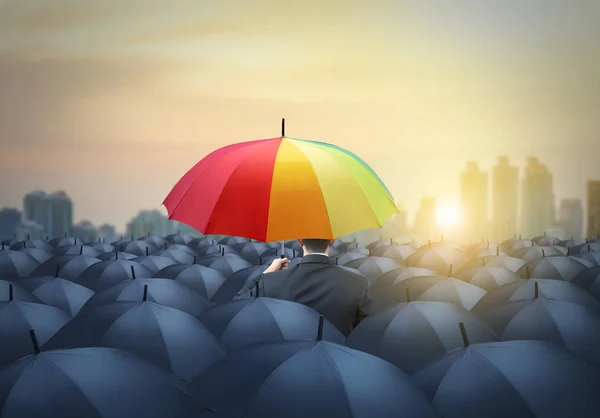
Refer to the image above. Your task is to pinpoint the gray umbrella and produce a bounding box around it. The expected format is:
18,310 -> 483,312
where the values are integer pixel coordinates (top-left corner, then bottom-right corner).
0,300 -> 70,368
141,235 -> 168,247
153,264 -> 227,300
188,339 -> 441,418
511,245 -> 567,261
81,278 -> 211,317
572,266 -> 600,298
209,266 -> 265,303
369,267 -> 438,310
346,301 -> 497,374
116,240 -> 159,256
532,235 -> 562,246
199,254 -> 253,277
516,256 -> 592,281
0,281 -> 40,302
29,255 -> 100,281
344,256 -> 403,282
187,238 -> 217,253
333,251 -> 370,266
88,242 -> 116,253
472,279 -> 600,315
16,248 -> 54,264
49,236 -> 78,248
9,239 -> 53,251
132,255 -> 178,274
457,255 -> 526,273
406,247 -> 470,275
571,242 -> 600,254
0,345 -> 210,418
43,300 -> 225,381
199,298 -> 345,351
166,233 -> 196,245
0,249 -> 40,279
501,238 -> 533,253
412,339 -> 600,418
483,294 -> 600,366
199,245 -> 239,257
75,260 -> 153,291
155,247 -> 200,264
560,238 -> 586,248
456,266 -> 522,291
572,252 -> 600,266
54,245 -> 101,257
96,250 -> 138,261
237,242 -> 271,263
218,236 -> 250,247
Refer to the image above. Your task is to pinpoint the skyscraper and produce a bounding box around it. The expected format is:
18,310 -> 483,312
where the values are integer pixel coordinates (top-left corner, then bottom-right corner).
23,191 -> 73,239
413,197 -> 437,240
126,210 -> 174,238
0,208 -> 21,240
588,181 -> 600,239
520,157 -> 555,238
460,161 -> 488,242
491,156 -> 519,242
558,199 -> 584,240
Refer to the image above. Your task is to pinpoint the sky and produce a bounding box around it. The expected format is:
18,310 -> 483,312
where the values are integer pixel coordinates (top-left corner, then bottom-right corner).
0,0 -> 599,232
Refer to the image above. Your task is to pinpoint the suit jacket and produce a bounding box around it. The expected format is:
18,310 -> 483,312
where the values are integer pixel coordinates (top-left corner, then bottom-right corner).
240,254 -> 372,336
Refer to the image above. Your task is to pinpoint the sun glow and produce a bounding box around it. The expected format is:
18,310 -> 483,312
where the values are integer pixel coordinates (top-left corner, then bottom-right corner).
436,201 -> 461,228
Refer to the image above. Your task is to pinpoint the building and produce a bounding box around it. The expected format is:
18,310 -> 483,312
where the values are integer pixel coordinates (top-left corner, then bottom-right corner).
97,224 -> 117,242
588,181 -> 600,239
491,156 -> 519,242
460,161 -> 489,242
520,158 -> 555,238
384,203 -> 409,238
15,220 -> 45,240
71,220 -> 98,243
558,199 -> 584,240
0,208 -> 21,240
23,191 -> 73,239
126,210 -> 174,238
413,197 -> 437,240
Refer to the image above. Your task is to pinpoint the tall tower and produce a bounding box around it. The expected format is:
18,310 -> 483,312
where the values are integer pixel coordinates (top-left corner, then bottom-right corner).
460,161 -> 488,242
588,181 -> 600,239
558,199 -> 583,240
520,157 -> 555,238
491,156 -> 519,242
413,197 -> 437,240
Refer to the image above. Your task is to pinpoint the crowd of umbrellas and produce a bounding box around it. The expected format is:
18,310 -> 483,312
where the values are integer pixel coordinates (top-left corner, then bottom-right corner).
1,232 -> 600,418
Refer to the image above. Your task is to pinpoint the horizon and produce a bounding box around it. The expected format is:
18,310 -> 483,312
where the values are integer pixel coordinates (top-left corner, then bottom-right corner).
1,1 -> 599,232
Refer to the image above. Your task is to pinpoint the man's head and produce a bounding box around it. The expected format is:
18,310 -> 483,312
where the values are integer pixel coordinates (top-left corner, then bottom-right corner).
298,238 -> 334,255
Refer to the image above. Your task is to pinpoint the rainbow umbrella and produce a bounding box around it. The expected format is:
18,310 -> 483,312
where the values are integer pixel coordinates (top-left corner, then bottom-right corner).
164,121 -> 397,242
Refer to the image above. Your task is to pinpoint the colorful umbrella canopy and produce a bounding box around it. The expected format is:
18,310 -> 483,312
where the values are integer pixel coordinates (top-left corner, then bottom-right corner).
164,134 -> 397,241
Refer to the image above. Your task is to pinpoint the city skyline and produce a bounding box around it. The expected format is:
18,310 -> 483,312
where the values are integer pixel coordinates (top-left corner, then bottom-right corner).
1,1 -> 599,235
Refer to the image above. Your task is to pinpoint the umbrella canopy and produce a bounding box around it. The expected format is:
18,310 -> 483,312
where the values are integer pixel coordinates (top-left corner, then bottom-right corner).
16,248 -> 54,264
219,236 -> 251,247
472,279 -> 600,315
571,242 -> 600,254
346,301 -> 497,373
75,260 -> 153,292
516,256 -> 592,281
88,242 -> 115,252
532,235 -> 562,246
511,245 -> 567,261
457,255 -> 526,273
199,298 -> 345,351
406,247 -> 470,275
0,346 -> 211,418
0,280 -> 39,302
209,266 -> 265,303
29,255 -> 100,281
43,301 -> 225,381
54,245 -> 101,257
115,240 -> 158,256
165,233 -> 196,245
483,297 -> 600,365
48,236 -> 78,248
572,252 -> 600,266
153,264 -> 227,300
502,238 -> 533,253
163,136 -> 397,241
344,256 -> 403,282
154,247 -> 199,264
141,235 -> 168,247
333,251 -> 370,266
237,242 -> 271,263
373,244 -> 417,260
199,254 -> 253,277
369,267 -> 438,309
24,277 -> 94,316
0,301 -> 70,368
455,266 -> 522,291
572,266 -> 600,298
560,238 -> 586,247
412,340 -> 600,418
82,278 -> 211,317
188,340 -> 441,418
131,255 -> 179,273
9,239 -> 53,251
96,251 -> 138,261
0,250 -> 40,279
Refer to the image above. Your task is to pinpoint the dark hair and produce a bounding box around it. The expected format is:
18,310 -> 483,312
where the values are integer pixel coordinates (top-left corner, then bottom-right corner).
302,239 -> 330,253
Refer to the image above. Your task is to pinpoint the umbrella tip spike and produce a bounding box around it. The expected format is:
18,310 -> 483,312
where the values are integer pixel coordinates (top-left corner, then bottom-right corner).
29,329 -> 40,354
8,284 -> 13,301
458,322 -> 470,347
131,265 -> 136,280
534,281 -> 539,299
142,284 -> 148,302
405,288 -> 410,303
316,315 -> 324,341
254,279 -> 260,298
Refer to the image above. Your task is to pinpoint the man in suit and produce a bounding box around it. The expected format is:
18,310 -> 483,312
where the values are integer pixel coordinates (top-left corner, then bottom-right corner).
250,238 -> 372,336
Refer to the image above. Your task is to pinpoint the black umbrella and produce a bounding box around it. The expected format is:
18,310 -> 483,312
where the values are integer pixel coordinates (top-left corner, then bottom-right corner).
0,299 -> 70,368
572,266 -> 600,298
96,250 -> 138,261
455,266 -> 522,291
406,247 -> 470,275
575,252 -> 600,266
154,247 -> 199,264
0,249 -> 40,279
369,267 -> 438,310
81,279 -> 211,317
118,240 -> 159,257
571,242 -> 600,254
165,233 -> 196,245
48,236 -> 78,248
0,345 -> 211,418
237,242 -> 271,263
200,254 -> 253,277
9,239 -> 53,251
29,255 -> 100,281
43,300 -> 225,381
141,235 -> 168,247
209,266 -> 265,303
516,256 -> 592,281
55,245 -> 101,257
29,277 -> 94,316
457,255 -> 526,274
87,242 -> 115,253
188,338 -> 441,418
199,245 -> 238,257
483,293 -> 600,366
16,248 -> 54,264
0,280 -> 39,302
218,236 -> 250,247
153,264 -> 227,300
511,245 -> 567,261
344,256 -> 403,282
199,298 -> 345,351
346,301 -> 497,374
472,279 -> 600,315
532,235 -> 562,246
333,251 -> 370,266
75,260 -> 153,292
187,237 -> 217,253
132,255 -> 178,274
259,247 -> 297,261
413,339 -> 600,418
502,238 -> 533,253
372,244 -> 416,261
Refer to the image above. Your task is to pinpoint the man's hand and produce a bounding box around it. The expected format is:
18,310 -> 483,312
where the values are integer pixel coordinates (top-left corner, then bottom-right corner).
264,257 -> 289,274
